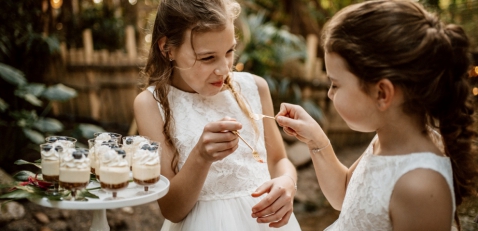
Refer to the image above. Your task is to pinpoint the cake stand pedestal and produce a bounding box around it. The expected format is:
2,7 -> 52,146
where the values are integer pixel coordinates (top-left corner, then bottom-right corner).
29,177 -> 170,231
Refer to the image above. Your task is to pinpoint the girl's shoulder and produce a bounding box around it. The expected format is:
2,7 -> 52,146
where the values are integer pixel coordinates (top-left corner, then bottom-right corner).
232,72 -> 269,93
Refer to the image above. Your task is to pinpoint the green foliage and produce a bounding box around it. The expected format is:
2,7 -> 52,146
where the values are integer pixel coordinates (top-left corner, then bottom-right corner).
0,64 -> 77,144
237,12 -> 307,77
0,1 -> 60,79
236,12 -> 324,122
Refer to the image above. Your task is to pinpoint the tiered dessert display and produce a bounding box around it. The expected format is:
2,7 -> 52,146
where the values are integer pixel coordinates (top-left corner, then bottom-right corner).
2,133 -> 169,231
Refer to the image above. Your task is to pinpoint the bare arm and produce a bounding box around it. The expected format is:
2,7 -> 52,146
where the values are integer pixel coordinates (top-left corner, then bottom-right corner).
390,169 -> 453,231
133,90 -> 241,222
275,103 -> 360,210
250,76 -> 298,227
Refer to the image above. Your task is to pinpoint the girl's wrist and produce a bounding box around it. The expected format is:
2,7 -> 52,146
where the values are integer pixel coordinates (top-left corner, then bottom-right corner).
281,174 -> 297,191
307,136 -> 330,151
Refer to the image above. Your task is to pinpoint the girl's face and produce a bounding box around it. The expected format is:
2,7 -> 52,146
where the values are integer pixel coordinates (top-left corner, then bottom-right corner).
325,52 -> 378,132
169,20 -> 236,96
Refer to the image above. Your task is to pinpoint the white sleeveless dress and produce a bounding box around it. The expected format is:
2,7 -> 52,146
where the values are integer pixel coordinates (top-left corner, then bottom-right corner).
325,137 -> 455,231
147,72 -> 301,231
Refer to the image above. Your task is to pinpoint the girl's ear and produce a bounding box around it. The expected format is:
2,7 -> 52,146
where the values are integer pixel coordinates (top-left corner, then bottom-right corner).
158,37 -> 172,60
374,79 -> 395,111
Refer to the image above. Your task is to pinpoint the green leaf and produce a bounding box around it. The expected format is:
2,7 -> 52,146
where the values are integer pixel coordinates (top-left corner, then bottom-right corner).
0,189 -> 32,199
12,170 -> 36,181
0,63 -> 27,86
14,159 -> 41,169
41,84 -> 77,101
33,118 -> 63,133
22,128 -> 45,144
77,123 -> 105,139
23,94 -> 43,106
0,97 -> 8,112
18,83 -> 46,97
80,189 -> 99,199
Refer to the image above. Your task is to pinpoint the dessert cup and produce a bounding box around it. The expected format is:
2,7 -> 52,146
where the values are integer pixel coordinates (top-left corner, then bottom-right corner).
40,143 -> 62,195
132,143 -> 161,195
59,149 -> 90,200
99,148 -> 130,200
122,135 -> 149,170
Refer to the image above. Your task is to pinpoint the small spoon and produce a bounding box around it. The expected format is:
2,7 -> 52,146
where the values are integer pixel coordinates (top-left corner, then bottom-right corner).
231,131 -> 265,163
251,113 -> 275,121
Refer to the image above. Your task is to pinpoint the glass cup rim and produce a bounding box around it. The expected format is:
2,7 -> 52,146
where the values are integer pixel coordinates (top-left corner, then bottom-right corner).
45,136 -> 77,143
94,132 -> 122,138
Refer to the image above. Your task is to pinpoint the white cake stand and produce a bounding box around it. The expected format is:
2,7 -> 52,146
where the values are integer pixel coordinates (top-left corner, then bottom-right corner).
29,177 -> 170,231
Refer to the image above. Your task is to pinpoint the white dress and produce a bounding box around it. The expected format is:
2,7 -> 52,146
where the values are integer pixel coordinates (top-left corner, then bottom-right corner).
325,137 -> 455,231
147,72 -> 301,231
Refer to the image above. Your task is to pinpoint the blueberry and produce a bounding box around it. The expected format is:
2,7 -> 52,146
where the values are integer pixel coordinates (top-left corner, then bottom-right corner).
148,146 -> 158,152
126,138 -> 133,145
72,150 -> 83,159
109,144 -> 119,149
41,144 -> 53,151
47,137 -> 57,143
151,142 -> 159,146
141,144 -> 150,150
58,137 -> 67,141
55,146 -> 63,153
115,148 -> 126,155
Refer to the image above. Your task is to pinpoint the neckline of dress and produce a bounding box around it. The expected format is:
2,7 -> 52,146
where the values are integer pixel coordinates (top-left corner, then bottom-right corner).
368,138 -> 448,159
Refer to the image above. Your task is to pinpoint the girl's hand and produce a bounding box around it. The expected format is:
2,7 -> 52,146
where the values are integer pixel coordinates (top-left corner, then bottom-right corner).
193,117 -> 242,163
276,103 -> 325,145
250,176 -> 296,228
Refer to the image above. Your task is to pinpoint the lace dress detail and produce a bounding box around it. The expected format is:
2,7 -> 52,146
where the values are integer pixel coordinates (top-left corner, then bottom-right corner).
325,137 -> 455,231
148,72 -> 301,231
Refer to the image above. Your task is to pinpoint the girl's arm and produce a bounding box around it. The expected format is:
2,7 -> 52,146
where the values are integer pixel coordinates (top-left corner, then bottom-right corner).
133,90 -> 241,222
390,169 -> 453,231
249,75 -> 298,228
275,103 -> 358,210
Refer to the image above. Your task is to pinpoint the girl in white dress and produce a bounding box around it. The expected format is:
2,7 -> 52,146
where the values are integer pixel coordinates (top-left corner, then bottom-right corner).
134,0 -> 301,230
275,0 -> 478,230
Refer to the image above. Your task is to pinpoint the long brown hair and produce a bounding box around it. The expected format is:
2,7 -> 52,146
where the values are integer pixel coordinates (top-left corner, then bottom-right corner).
140,0 -> 257,173
323,0 -> 477,228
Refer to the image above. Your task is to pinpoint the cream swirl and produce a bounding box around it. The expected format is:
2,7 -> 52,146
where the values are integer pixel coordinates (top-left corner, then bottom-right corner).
41,148 -> 59,161
133,149 -> 160,166
100,149 -> 128,167
61,151 -> 90,169
96,133 -> 112,141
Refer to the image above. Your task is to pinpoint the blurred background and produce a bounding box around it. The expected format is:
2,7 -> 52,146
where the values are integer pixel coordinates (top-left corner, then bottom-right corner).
0,0 -> 477,230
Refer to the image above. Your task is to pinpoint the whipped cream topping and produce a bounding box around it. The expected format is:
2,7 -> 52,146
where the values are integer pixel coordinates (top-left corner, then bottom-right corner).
41,147 -> 59,161
133,148 -> 160,166
100,149 -> 128,167
96,133 -> 113,141
61,151 -> 90,169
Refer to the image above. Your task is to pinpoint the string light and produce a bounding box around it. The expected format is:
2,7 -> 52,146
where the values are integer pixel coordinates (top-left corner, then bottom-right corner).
473,87 -> 478,96
129,0 -> 137,5
50,0 -> 62,9
93,0 -> 103,4
475,66 -> 478,76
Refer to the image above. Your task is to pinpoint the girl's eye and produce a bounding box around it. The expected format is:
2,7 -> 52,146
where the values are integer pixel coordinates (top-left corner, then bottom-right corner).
200,56 -> 214,61
330,83 -> 337,89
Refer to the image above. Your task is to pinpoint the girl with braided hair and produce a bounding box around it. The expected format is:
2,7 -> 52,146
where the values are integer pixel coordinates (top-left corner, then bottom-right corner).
276,0 -> 478,230
134,0 -> 301,230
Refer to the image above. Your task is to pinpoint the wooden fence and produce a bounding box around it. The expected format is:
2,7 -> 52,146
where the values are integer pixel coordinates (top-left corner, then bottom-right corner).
49,26 -> 142,128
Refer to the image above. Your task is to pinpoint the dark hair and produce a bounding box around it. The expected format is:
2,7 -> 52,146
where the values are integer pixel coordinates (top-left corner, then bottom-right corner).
140,0 -> 258,173
323,0 -> 477,228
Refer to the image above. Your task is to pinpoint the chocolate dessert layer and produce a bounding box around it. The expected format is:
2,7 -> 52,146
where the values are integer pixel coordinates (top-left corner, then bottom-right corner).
100,181 -> 128,190
133,176 -> 160,185
43,175 -> 59,182
59,181 -> 88,190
